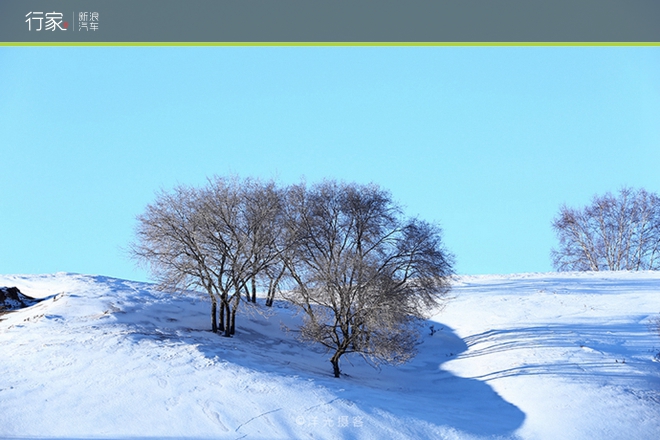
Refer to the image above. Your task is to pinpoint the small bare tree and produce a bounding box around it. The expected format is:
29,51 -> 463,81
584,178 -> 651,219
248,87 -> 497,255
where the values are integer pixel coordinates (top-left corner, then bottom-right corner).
281,181 -> 454,377
131,176 -> 283,336
552,187 -> 660,271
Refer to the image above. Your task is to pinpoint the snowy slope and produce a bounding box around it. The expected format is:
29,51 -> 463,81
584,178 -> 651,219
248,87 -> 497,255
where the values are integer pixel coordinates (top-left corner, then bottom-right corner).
0,272 -> 658,439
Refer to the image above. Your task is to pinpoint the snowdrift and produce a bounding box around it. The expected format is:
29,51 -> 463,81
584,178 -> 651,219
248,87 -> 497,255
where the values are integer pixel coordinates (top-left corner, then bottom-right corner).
0,271 -> 658,439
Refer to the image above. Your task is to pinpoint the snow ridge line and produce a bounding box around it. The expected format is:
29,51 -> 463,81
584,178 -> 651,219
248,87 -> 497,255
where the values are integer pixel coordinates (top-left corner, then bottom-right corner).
234,407 -> 282,432
302,396 -> 341,412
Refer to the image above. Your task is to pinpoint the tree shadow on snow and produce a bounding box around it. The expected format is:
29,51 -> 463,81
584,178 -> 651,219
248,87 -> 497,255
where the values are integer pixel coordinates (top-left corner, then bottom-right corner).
331,321 -> 527,437
103,277 -> 525,438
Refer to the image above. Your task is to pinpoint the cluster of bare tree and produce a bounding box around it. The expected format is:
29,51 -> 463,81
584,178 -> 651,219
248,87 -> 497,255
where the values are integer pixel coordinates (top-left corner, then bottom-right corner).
130,177 -> 283,337
131,176 -> 454,377
552,187 -> 660,271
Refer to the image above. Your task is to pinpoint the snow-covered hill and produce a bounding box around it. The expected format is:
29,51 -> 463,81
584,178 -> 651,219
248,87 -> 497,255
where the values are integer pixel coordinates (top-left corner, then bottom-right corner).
0,272 -> 658,439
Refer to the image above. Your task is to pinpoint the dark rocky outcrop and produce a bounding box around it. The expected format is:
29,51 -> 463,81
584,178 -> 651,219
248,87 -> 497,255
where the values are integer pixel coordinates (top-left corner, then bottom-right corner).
0,287 -> 41,312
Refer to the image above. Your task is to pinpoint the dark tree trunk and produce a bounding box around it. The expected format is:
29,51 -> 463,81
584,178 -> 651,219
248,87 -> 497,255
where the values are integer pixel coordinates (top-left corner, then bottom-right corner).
210,296 -> 218,333
223,302 -> 232,337
219,301 -> 226,333
266,269 -> 284,307
330,351 -> 344,378
266,278 -> 274,307
250,276 -> 257,303
331,359 -> 341,378
230,307 -> 237,335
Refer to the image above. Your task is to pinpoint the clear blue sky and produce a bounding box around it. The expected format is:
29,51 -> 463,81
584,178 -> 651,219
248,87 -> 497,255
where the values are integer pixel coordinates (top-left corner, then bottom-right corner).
1,47 -> 659,281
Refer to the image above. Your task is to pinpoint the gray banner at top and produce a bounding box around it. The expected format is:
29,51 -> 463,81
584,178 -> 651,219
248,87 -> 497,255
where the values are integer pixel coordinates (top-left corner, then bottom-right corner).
2,0 -> 659,43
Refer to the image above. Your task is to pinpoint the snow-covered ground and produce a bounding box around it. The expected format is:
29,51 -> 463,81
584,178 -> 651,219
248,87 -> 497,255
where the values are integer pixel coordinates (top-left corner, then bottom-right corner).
0,271 -> 658,439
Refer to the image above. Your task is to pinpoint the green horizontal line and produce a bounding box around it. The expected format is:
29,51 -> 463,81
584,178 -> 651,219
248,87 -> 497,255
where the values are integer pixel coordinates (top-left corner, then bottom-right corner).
1,42 -> 660,47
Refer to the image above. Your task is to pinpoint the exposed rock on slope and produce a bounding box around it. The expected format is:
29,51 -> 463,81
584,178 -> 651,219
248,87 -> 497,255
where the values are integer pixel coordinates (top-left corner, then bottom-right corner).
0,286 -> 41,312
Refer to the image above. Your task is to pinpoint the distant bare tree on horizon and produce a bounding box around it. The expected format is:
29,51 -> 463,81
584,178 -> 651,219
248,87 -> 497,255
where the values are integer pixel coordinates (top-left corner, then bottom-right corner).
552,187 -> 660,271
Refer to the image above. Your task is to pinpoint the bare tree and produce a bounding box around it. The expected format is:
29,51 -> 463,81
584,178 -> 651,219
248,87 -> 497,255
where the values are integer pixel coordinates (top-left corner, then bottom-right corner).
281,181 -> 454,377
131,176 -> 283,336
131,185 -> 222,330
552,187 -> 660,271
